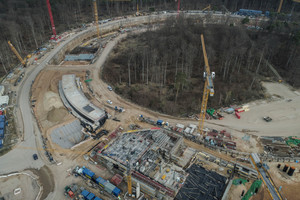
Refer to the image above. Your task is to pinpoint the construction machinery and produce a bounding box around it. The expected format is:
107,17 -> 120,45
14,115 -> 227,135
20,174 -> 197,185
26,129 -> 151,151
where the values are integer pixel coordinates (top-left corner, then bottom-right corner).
126,155 -> 132,196
46,0 -> 57,40
93,0 -> 100,38
278,0 -> 284,13
202,5 -> 211,11
7,41 -> 26,67
177,0 -> 180,17
199,34 -> 215,135
250,153 -> 283,200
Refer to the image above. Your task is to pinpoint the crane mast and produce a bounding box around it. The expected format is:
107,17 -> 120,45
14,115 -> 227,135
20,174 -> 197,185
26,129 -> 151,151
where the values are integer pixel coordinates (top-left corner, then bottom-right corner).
126,155 -> 132,196
278,0 -> 284,13
46,0 -> 57,39
93,0 -> 100,39
7,41 -> 26,67
199,34 -> 214,135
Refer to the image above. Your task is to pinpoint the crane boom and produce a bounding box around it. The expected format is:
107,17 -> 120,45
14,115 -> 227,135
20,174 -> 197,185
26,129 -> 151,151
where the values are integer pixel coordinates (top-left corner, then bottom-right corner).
46,0 -> 57,37
278,0 -> 284,13
93,0 -> 100,39
8,41 -> 26,66
199,34 -> 214,135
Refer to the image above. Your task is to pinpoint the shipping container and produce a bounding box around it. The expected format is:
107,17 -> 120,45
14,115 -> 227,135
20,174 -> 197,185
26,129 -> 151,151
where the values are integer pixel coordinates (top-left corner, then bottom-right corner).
104,182 -> 116,194
110,174 -> 123,186
112,187 -> 121,197
0,129 -> 4,139
0,139 -> 3,148
235,112 -> 240,119
83,168 -> 95,179
0,122 -> 5,129
81,190 -> 89,197
96,176 -> 107,187
86,192 -> 95,200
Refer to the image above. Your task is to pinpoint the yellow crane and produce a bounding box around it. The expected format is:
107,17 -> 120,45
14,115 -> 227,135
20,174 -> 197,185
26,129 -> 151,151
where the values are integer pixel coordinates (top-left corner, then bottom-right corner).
126,156 -> 132,196
7,41 -> 26,67
199,34 -> 214,135
278,0 -> 284,13
93,0 -> 100,38
202,4 -> 211,11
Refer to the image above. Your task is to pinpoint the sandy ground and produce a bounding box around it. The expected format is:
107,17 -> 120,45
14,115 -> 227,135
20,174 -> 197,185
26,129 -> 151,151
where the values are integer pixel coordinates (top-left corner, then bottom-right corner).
0,173 -> 40,200
27,31 -> 300,200
267,162 -> 300,200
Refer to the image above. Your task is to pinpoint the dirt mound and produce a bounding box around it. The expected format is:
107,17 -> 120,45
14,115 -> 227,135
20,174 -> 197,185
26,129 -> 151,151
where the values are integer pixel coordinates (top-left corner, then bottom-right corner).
43,91 -> 63,112
47,108 -> 68,122
30,166 -> 55,200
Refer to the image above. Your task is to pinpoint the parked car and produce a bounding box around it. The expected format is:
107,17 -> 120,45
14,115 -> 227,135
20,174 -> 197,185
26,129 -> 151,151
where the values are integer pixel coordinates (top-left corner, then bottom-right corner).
107,86 -> 112,91
33,154 -> 38,160
263,116 -> 272,122
107,100 -> 112,104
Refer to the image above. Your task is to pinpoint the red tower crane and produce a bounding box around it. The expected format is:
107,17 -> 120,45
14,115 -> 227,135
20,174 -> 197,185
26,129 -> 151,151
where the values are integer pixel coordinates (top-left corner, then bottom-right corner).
177,0 -> 181,17
46,0 -> 57,40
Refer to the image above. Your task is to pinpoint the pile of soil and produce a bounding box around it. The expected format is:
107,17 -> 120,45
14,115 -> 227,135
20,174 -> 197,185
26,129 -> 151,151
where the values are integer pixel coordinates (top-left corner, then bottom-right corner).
47,108 -> 68,123
43,91 -> 63,112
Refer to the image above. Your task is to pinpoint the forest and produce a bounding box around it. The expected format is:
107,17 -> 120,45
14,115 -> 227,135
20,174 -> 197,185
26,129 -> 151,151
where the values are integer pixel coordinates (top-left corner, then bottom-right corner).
103,17 -> 300,116
0,0 -> 300,76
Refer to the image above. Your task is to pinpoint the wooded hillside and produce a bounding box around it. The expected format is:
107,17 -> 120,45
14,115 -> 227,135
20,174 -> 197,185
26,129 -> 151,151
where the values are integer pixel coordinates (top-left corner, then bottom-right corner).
103,17 -> 300,116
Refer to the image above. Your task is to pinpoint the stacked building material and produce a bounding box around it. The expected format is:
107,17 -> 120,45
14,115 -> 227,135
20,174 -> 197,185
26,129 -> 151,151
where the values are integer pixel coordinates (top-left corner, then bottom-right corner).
175,164 -> 227,200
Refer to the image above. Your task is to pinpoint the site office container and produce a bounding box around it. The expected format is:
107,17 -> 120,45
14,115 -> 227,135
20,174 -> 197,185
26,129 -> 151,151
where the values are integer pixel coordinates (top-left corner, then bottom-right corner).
0,139 -> 3,148
0,129 -> 4,139
96,176 -> 107,187
112,187 -> 121,197
0,122 -> 5,129
94,197 -> 102,200
81,190 -> 89,197
86,192 -> 95,200
83,168 -> 95,179
104,182 -> 116,195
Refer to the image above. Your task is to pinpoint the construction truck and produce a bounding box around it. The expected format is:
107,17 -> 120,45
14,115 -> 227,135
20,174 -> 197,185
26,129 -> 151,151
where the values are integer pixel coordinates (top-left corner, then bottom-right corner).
64,186 -> 75,198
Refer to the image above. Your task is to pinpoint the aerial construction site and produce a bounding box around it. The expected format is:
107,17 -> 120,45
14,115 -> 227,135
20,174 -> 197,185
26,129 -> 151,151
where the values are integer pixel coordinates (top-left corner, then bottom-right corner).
1,0 -> 300,200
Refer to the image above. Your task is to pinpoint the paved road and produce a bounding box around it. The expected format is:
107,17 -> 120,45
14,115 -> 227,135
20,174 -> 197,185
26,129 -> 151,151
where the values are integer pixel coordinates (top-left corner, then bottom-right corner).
0,25 -> 98,173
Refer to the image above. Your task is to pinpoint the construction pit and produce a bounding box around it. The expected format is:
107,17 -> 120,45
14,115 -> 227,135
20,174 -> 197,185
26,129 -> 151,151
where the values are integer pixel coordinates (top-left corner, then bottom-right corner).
0,172 -> 40,200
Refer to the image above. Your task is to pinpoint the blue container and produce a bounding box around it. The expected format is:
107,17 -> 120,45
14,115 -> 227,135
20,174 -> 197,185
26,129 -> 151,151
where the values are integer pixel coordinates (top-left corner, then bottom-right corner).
86,192 -> 95,200
112,187 -> 121,197
0,122 -> 5,129
94,197 -> 102,200
157,120 -> 163,125
81,190 -> 89,197
83,168 -> 95,179
0,115 -> 5,122
0,140 -> 3,149
0,129 -> 4,139
265,11 -> 270,17
96,177 -> 107,187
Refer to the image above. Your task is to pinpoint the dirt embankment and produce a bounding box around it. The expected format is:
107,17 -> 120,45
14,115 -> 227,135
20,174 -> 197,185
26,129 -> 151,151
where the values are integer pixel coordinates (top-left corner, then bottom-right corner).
31,69 -> 86,132
30,165 -> 55,200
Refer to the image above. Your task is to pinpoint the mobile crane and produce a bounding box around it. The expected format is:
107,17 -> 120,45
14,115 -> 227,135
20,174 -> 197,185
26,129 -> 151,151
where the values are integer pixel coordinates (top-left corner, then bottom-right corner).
7,41 -> 26,67
198,34 -> 215,135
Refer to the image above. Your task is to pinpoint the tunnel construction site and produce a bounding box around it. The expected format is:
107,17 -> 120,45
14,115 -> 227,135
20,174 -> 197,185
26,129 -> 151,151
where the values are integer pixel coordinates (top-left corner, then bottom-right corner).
11,9 -> 299,200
